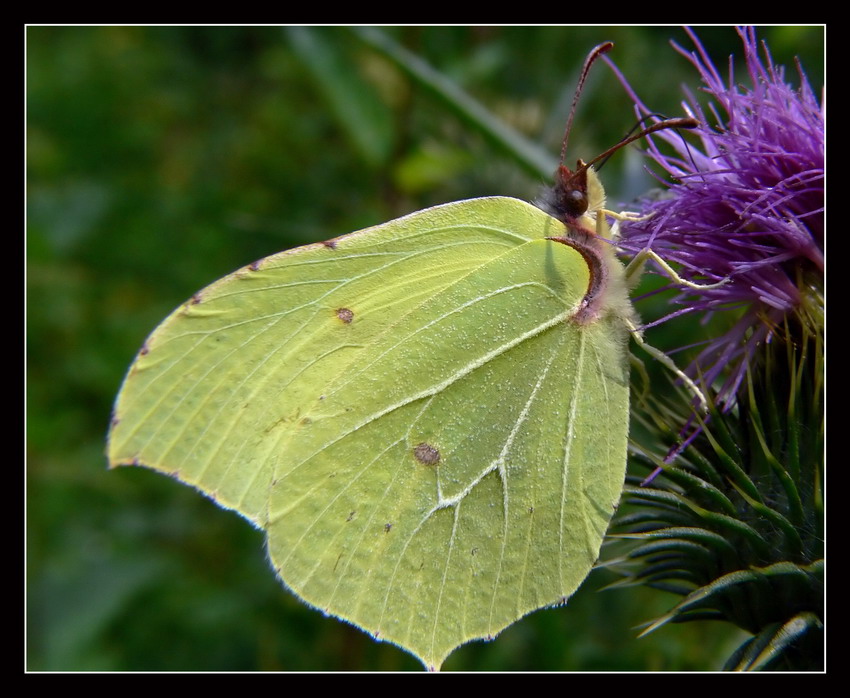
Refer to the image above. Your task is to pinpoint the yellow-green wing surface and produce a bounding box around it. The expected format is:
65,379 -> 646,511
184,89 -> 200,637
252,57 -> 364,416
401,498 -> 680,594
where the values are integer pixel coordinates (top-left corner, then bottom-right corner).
108,196 -> 631,669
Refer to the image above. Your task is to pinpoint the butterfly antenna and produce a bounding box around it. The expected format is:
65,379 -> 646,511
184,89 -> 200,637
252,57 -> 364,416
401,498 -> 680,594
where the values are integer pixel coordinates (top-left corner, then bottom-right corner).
577,116 -> 699,176
559,42 -> 614,167
611,113 -> 704,181
595,113 -> 669,171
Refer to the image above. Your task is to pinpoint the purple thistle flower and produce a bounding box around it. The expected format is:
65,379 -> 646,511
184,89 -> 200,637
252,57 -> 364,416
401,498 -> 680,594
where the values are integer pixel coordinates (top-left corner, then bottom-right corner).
606,27 -> 824,409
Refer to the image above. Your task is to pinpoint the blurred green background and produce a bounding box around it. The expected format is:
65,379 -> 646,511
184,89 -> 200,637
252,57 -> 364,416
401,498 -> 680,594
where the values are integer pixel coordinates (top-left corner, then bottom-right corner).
27,26 -> 823,671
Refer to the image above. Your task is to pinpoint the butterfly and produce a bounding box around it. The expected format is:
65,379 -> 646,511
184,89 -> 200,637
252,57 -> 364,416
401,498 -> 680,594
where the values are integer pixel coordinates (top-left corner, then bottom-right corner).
108,41 -> 704,670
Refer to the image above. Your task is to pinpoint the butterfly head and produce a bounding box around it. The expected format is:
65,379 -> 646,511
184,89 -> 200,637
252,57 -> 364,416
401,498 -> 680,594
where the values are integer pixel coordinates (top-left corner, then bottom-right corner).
537,158 -> 608,230
535,42 -> 699,230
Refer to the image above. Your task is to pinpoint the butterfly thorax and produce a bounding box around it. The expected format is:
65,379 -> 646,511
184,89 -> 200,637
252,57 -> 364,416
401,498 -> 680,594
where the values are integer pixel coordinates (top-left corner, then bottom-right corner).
535,162 -> 630,326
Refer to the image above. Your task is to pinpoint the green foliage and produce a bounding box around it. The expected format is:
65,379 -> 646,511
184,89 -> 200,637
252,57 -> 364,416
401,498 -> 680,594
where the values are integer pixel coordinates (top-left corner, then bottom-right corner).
27,25 -> 823,671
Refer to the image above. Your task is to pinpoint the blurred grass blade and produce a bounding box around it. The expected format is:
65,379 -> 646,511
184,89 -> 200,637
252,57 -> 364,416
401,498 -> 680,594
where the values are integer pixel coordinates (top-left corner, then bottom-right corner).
350,26 -> 556,179
287,27 -> 394,168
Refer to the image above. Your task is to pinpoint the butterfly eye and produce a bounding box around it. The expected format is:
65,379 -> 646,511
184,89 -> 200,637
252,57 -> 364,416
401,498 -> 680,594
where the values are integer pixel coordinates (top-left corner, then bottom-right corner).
567,188 -> 588,215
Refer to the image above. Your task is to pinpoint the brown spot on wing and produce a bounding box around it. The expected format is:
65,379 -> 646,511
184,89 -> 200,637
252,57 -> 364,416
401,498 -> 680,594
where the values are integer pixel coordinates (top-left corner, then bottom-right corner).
413,442 -> 440,465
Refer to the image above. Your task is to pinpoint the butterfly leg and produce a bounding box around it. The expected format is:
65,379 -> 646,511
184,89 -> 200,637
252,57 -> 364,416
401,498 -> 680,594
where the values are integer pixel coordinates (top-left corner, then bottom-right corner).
623,317 -> 709,412
598,208 -> 650,242
592,209 -> 715,411
623,248 -> 729,291
600,209 -> 729,291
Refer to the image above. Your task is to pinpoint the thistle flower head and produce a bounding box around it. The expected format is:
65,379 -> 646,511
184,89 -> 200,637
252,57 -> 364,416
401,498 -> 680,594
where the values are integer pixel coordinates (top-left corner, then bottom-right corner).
610,27 -> 824,408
